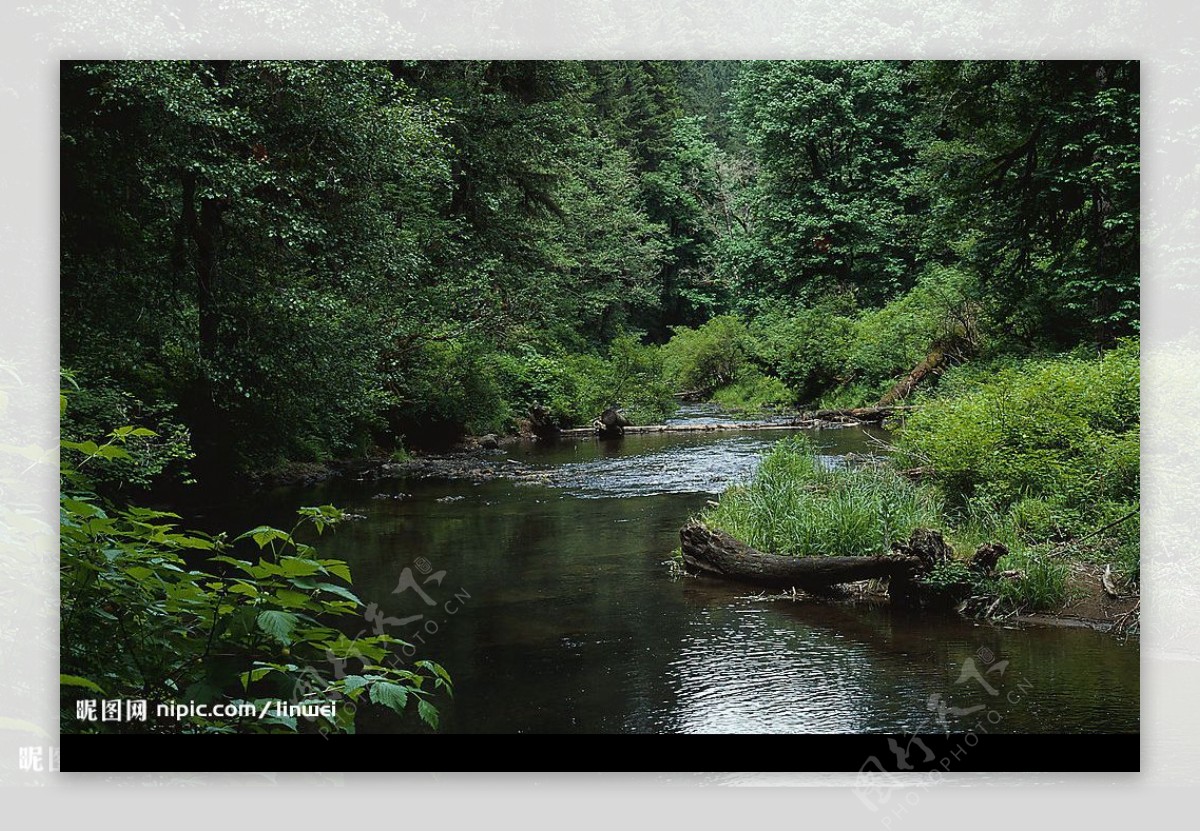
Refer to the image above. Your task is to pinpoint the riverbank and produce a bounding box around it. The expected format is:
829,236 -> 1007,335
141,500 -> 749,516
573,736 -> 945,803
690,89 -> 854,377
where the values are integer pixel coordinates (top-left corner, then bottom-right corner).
685,423 -> 1140,636
751,565 -> 1141,635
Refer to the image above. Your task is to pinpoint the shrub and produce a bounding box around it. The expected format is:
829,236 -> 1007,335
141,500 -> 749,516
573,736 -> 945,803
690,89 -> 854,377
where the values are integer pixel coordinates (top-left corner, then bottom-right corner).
61,420 -> 450,734
751,300 -> 854,404
601,334 -> 676,424
661,315 -> 754,397
712,371 -> 793,411
60,373 -> 194,493
844,266 -> 981,389
491,345 -> 589,430
490,337 -> 675,430
896,339 -> 1139,519
397,338 -> 508,436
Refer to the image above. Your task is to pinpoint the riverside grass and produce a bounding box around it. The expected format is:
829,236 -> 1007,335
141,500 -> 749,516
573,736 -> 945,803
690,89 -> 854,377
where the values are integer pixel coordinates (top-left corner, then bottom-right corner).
700,436 -> 1072,612
701,436 -> 943,558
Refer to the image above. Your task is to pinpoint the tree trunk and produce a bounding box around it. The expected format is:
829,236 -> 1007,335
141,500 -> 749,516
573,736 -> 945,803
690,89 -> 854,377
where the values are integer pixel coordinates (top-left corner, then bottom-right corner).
679,523 -> 922,590
181,167 -> 230,484
878,347 -> 946,406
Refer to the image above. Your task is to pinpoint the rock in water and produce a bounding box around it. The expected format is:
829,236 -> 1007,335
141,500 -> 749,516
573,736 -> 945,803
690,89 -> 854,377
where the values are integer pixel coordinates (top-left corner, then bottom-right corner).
528,405 -> 560,439
595,406 -> 632,438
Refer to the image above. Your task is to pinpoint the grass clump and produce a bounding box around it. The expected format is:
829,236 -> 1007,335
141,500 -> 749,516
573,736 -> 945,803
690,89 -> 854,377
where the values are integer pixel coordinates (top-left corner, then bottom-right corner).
701,436 -> 943,557
990,545 -> 1071,611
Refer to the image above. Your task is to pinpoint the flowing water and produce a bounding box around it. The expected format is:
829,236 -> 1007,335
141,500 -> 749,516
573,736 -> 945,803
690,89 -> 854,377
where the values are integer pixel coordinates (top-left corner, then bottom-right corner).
230,405 -> 1139,734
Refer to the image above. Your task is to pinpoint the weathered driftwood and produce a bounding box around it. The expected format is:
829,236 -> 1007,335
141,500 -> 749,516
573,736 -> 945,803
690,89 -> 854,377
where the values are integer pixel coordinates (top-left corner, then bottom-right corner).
679,523 -> 922,590
680,524 -> 1004,610
807,406 -> 911,424
560,421 -> 808,437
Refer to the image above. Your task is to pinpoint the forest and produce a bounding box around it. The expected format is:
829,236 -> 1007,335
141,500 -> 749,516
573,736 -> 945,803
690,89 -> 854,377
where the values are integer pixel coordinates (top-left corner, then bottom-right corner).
60,60 -> 1139,736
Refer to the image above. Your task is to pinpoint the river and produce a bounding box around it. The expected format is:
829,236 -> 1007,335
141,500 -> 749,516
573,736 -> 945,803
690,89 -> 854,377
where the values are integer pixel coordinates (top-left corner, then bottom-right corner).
227,405 -> 1139,734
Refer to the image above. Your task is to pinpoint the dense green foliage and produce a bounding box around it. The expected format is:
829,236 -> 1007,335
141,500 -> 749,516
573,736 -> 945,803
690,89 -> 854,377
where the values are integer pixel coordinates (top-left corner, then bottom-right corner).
61,59 -> 1139,640
61,406 -> 450,733
61,60 -> 722,473
703,339 -> 1139,613
900,340 -> 1141,607
62,59 -> 1138,475
898,340 -> 1139,531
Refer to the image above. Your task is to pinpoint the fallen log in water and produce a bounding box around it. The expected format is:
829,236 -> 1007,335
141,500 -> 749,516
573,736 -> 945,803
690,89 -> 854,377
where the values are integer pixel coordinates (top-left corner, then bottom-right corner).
560,421 -> 814,437
680,523 -> 1006,609
807,406 -> 914,424
557,407 -> 917,438
679,523 -> 922,590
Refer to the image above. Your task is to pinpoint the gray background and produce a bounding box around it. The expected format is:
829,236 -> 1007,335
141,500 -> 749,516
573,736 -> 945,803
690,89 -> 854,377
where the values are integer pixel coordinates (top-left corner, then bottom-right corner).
0,0 -> 1193,827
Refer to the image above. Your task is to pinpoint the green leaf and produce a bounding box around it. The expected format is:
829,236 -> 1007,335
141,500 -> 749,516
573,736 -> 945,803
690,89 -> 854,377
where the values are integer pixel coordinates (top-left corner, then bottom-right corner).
93,444 -> 131,460
417,698 -> 439,729
320,560 -> 352,582
278,556 -> 321,577
369,681 -> 409,713
237,525 -> 291,549
315,582 -> 361,605
60,674 -> 106,694
416,660 -> 453,689
341,675 -> 370,693
125,566 -> 154,582
273,588 -> 312,609
125,507 -> 182,520
62,498 -> 102,518
239,666 -> 275,688
256,610 -> 298,645
210,555 -> 256,576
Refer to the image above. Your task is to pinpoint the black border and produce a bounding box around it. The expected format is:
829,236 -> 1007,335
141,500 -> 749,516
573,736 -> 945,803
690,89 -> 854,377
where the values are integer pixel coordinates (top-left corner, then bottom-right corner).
62,732 -> 1139,773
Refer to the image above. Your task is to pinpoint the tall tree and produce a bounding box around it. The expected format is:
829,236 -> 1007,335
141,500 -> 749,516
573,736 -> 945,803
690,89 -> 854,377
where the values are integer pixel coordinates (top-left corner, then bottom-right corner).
912,60 -> 1140,346
62,61 -> 450,474
731,60 -> 923,307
